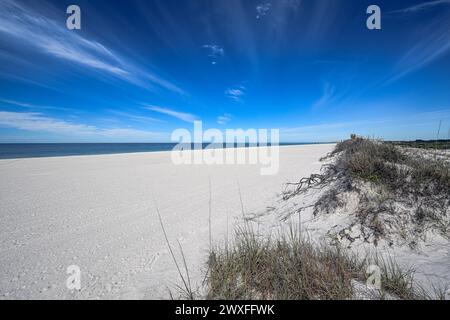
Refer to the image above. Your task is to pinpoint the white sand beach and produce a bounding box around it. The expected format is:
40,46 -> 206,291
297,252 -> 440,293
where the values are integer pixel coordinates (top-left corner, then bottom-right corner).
0,144 -> 335,299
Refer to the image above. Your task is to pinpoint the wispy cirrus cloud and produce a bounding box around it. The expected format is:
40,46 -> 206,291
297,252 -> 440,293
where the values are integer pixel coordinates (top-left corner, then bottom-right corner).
202,45 -> 224,65
203,45 -> 224,58
311,82 -> 337,109
387,21 -> 450,83
280,119 -> 391,142
282,109 -> 450,141
0,0 -> 185,95
283,0 -> 302,11
0,111 -> 164,140
388,0 -> 450,14
225,86 -> 245,103
256,3 -> 272,19
0,111 -> 96,135
108,110 -> 164,124
282,122 -> 356,134
411,109 -> 450,121
217,114 -> 232,125
143,105 -> 198,123
385,1 -> 450,83
99,128 -> 163,139
0,98 -> 70,111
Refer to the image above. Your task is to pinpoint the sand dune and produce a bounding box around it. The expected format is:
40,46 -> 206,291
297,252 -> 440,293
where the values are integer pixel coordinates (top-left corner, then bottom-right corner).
0,144 -> 335,299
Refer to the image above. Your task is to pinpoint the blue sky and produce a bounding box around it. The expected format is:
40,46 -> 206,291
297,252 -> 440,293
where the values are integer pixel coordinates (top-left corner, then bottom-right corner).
0,0 -> 449,142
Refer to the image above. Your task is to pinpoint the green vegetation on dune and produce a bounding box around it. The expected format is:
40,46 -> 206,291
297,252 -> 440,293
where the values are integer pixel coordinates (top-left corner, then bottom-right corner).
337,138 -> 450,196
387,140 -> 450,150
282,137 -> 449,243
203,137 -> 449,300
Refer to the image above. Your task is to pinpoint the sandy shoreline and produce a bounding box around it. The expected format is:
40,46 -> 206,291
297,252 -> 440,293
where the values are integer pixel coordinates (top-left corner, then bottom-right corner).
0,144 -> 335,299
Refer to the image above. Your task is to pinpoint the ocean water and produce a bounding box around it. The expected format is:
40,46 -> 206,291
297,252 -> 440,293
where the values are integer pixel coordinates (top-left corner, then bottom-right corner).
0,143 -> 313,160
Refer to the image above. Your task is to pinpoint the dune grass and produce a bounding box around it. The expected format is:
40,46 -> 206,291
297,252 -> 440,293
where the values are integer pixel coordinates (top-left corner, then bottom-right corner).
337,137 -> 449,197
282,137 -> 449,243
205,223 -> 437,300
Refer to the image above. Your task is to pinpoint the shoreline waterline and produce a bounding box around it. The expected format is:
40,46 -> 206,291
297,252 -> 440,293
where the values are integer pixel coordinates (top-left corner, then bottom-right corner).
0,142 -> 335,160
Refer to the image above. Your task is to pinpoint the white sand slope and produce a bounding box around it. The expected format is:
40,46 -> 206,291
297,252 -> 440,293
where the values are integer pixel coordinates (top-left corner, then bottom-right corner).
0,144 -> 334,299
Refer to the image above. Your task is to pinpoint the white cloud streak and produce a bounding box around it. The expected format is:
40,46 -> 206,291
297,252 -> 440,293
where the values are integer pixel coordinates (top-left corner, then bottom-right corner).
225,86 -> 245,103
383,1 -> 450,83
0,0 -> 185,95
282,122 -> 357,135
0,98 -> 70,111
202,45 -> 224,58
202,44 -> 224,64
281,110 -> 450,141
283,0 -> 302,11
387,18 -> 450,83
0,111 -> 163,140
217,114 -> 232,125
256,3 -> 272,19
389,0 -> 450,14
311,82 -> 336,109
143,105 -> 198,123
0,111 -> 96,135
108,110 -> 164,124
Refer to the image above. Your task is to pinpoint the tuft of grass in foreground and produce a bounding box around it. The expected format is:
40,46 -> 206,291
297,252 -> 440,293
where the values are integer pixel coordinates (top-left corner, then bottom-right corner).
206,224 -> 431,300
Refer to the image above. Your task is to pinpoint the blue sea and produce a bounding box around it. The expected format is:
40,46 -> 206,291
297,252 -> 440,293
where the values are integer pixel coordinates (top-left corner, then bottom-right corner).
0,143 -> 317,160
